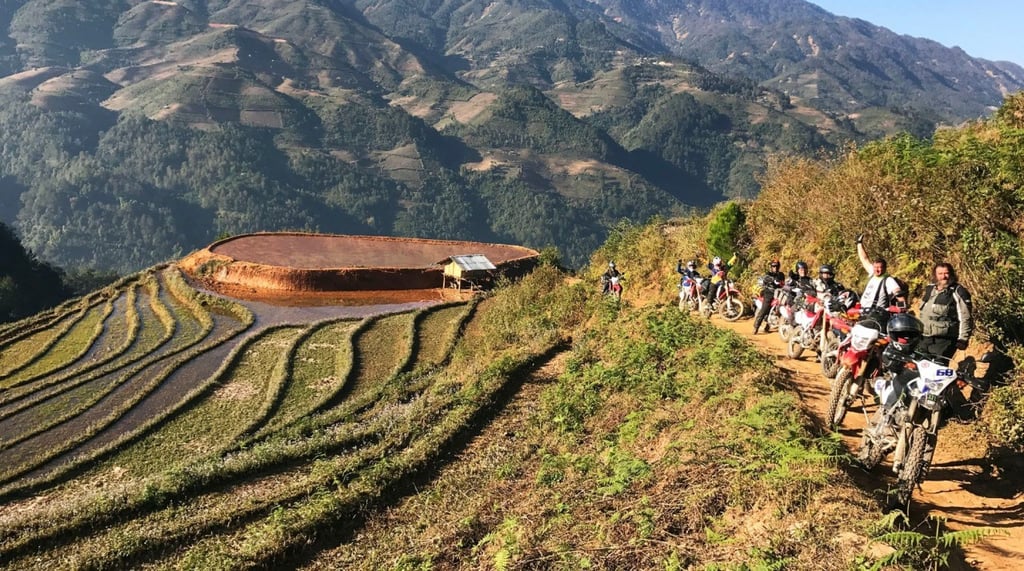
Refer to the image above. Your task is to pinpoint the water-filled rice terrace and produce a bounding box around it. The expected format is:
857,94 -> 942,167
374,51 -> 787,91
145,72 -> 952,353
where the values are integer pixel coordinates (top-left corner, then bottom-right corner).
0,263 -> 551,569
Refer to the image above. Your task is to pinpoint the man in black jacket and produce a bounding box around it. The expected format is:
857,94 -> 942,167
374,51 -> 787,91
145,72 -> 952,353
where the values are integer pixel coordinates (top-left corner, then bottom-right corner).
918,263 -> 974,360
752,260 -> 785,334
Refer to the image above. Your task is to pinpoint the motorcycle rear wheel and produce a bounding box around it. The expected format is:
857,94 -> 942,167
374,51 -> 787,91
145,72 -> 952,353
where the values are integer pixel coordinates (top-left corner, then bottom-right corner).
857,435 -> 885,471
787,335 -> 805,359
820,340 -> 840,378
719,297 -> 744,322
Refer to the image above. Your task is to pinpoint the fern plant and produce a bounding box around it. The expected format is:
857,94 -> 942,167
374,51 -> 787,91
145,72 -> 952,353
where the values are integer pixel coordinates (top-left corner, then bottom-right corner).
864,512 -> 1004,570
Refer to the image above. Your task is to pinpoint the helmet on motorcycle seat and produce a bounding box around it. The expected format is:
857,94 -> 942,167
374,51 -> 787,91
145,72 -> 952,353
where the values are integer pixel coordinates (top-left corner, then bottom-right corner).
712,256 -> 722,266
886,313 -> 924,353
795,261 -> 808,272
819,264 -> 834,277
608,261 -> 616,269
760,275 -> 777,288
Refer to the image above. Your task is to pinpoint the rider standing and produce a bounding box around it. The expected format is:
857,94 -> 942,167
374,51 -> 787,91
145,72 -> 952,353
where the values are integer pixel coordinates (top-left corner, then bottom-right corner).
918,262 -> 974,360
752,260 -> 785,334
856,234 -> 906,325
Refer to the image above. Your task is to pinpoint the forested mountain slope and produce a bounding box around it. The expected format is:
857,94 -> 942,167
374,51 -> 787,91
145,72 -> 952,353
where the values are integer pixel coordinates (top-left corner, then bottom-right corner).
0,0 -> 1020,273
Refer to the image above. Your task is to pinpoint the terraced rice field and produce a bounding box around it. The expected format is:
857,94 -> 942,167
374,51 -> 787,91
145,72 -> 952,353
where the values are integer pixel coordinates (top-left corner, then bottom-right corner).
0,265 -> 554,569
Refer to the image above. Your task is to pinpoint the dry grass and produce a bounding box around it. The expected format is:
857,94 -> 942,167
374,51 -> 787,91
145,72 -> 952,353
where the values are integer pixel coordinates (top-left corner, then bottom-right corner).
412,302 -> 471,369
253,319 -> 359,438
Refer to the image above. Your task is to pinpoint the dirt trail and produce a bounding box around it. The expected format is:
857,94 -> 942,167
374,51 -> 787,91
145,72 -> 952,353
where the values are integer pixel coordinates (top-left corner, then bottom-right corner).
710,314 -> 1023,570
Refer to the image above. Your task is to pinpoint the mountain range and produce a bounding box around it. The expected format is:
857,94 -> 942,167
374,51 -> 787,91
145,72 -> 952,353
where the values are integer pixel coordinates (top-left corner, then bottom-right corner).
0,0 -> 1020,271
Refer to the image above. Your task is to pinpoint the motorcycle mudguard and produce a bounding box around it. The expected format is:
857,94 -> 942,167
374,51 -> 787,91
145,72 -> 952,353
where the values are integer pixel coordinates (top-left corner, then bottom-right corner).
839,349 -> 869,373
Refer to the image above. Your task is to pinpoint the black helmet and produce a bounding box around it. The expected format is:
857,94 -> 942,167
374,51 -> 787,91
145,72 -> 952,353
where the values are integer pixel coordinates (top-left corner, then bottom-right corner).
886,313 -> 924,353
795,261 -> 808,272
819,264 -> 834,276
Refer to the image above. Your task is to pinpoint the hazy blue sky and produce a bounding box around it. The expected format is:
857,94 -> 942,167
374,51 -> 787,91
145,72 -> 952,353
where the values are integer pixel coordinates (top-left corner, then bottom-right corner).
809,1 -> 1024,66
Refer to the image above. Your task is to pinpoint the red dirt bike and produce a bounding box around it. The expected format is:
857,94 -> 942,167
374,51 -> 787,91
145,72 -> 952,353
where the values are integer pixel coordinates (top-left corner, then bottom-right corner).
678,276 -> 702,312
786,293 -> 828,360
699,274 -> 746,321
818,293 -> 860,378
825,306 -> 903,429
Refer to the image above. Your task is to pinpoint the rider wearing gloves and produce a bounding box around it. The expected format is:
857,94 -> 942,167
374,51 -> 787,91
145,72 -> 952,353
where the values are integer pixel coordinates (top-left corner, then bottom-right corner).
752,260 -> 785,334
856,234 -> 906,325
705,254 -> 738,308
676,259 -> 701,287
918,262 -> 974,360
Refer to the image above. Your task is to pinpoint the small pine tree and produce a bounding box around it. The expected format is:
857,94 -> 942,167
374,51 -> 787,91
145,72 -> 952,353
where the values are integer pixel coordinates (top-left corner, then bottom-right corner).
705,201 -> 746,258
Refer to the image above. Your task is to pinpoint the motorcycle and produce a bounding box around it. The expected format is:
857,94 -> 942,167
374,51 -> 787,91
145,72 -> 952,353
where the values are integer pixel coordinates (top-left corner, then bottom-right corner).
775,287 -> 800,342
825,317 -> 887,429
605,275 -> 623,302
818,292 -> 860,378
699,275 -> 746,321
678,276 -> 702,312
858,349 -> 992,508
786,293 -> 828,360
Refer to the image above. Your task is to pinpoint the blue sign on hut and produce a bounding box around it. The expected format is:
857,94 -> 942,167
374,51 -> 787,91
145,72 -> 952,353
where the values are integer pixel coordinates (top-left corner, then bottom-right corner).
441,254 -> 497,291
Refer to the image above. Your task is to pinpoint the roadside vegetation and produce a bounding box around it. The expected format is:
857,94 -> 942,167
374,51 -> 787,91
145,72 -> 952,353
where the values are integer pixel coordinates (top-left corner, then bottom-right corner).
3,96 -> 1022,566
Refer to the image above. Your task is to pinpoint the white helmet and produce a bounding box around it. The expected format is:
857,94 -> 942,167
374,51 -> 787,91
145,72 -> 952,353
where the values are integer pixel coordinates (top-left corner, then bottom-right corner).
712,256 -> 722,266
686,260 -> 697,270
608,261 -> 616,269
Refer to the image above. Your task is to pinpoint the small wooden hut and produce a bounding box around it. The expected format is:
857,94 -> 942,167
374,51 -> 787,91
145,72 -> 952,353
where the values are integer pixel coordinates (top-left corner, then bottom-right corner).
441,254 -> 497,291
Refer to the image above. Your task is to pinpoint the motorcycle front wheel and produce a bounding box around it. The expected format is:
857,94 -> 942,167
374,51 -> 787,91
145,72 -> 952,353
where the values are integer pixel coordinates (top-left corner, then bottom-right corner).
826,368 -> 853,429
777,323 -> 792,342
892,426 -> 928,508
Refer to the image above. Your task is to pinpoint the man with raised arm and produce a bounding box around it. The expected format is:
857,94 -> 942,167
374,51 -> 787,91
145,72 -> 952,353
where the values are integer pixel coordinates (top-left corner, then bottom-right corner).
856,234 -> 906,326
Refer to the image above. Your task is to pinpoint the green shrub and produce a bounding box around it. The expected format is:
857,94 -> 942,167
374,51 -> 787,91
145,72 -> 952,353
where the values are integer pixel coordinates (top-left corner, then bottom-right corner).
983,382 -> 1024,451
706,201 -> 747,260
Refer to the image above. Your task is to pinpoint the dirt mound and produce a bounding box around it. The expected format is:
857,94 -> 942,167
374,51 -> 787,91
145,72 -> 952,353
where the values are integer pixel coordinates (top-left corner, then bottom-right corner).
179,233 -> 539,296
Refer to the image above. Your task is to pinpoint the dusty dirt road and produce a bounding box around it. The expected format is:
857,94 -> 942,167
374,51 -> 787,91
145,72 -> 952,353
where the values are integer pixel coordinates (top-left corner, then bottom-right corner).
708,311 -> 1023,570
